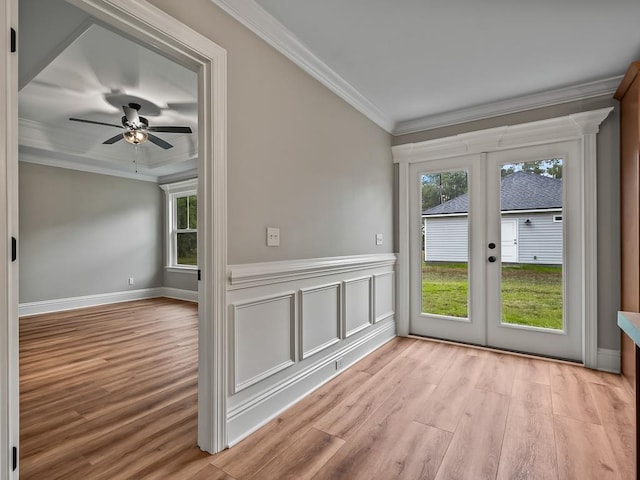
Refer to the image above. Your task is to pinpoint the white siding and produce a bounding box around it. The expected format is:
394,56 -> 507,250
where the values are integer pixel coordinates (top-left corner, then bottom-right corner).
424,212 -> 562,264
424,217 -> 469,262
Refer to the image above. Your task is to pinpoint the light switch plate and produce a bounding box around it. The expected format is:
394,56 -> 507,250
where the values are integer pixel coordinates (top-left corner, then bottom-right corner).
376,233 -> 383,245
267,227 -> 280,246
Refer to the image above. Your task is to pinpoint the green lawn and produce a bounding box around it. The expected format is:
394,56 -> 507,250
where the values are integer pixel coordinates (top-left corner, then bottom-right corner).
422,262 -> 563,329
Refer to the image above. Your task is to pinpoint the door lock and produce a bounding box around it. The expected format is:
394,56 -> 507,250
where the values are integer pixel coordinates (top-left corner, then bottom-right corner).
488,256 -> 497,263
488,242 -> 496,249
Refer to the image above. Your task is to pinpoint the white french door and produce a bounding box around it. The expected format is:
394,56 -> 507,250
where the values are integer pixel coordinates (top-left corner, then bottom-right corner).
410,141 -> 583,361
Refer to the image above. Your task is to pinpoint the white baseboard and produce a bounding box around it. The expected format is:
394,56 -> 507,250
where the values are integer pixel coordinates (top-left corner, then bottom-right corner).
596,348 -> 620,373
226,320 -> 396,446
19,287 -> 198,316
162,287 -> 198,303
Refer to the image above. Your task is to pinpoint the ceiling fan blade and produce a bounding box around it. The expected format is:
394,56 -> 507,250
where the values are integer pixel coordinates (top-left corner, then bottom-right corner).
69,117 -> 122,128
147,133 -> 173,149
103,133 -> 124,144
147,126 -> 193,133
122,105 -> 140,126
166,101 -> 197,113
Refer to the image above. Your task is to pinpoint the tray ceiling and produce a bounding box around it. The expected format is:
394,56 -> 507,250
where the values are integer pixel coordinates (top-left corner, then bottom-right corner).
19,14 -> 198,182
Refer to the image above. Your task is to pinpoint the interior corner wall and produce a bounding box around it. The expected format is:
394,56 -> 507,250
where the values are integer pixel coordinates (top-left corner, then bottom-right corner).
147,0 -> 394,265
18,162 -> 164,303
393,96 -> 621,352
164,269 -> 198,291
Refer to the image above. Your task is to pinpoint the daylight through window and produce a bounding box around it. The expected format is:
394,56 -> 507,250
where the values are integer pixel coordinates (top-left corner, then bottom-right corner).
160,179 -> 198,269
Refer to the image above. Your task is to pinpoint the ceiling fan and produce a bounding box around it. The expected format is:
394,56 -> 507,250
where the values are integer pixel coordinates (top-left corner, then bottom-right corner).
69,103 -> 192,149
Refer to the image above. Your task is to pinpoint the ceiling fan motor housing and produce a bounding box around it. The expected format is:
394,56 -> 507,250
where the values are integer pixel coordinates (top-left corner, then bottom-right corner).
122,115 -> 149,130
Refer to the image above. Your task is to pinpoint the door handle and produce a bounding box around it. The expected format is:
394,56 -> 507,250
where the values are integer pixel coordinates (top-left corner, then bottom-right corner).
488,256 -> 497,263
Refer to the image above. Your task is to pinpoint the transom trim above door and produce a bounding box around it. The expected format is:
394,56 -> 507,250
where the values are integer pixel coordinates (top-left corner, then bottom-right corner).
392,107 -> 613,368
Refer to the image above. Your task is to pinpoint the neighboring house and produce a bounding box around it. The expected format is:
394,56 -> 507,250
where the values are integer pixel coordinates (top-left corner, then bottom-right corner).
423,172 -> 563,264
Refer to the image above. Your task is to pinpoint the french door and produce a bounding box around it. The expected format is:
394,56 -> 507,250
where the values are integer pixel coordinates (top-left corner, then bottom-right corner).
409,141 -> 583,361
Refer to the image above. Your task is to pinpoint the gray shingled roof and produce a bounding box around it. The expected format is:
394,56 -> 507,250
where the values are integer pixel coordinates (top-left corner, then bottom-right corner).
423,171 -> 562,215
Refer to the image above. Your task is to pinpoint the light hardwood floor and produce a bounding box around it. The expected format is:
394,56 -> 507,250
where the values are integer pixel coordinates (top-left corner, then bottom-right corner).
20,298 -> 634,479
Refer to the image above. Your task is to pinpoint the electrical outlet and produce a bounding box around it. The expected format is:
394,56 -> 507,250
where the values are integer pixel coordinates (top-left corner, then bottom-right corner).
267,227 -> 280,247
128,277 -> 134,285
335,358 -> 344,370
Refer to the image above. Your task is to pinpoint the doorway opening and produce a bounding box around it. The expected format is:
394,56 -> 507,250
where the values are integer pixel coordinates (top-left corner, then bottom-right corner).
2,0 -> 228,475
411,146 -> 577,360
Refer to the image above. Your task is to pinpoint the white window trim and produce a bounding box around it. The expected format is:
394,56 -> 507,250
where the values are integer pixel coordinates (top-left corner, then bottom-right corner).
160,178 -> 198,271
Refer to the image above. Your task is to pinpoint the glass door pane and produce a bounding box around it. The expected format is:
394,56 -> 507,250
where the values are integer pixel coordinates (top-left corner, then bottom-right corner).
486,141 -> 581,362
421,170 -> 469,319
498,159 -> 563,330
409,154 -> 486,347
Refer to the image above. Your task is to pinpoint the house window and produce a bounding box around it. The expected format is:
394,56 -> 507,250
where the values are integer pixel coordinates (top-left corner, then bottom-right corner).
553,215 -> 563,223
175,194 -> 197,265
160,179 -> 198,270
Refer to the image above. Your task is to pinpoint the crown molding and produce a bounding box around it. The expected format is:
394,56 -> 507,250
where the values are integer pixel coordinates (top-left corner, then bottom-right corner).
393,76 -> 621,135
392,107 -> 613,164
210,0 -> 393,133
19,147 -> 158,182
211,1 -> 621,137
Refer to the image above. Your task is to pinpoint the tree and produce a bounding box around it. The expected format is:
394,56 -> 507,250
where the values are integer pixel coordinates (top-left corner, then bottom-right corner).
500,158 -> 563,179
421,171 -> 468,210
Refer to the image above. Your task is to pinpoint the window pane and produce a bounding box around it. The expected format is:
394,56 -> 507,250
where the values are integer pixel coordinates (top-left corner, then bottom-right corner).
421,170 -> 469,318
177,232 -> 197,265
500,159 -> 563,330
176,196 -> 188,230
188,195 -> 197,229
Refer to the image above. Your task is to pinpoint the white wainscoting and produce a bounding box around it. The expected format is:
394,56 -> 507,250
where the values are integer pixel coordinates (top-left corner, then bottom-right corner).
344,276 -> 373,337
232,293 -> 296,393
226,253 -> 397,446
299,283 -> 341,360
374,272 -> 394,323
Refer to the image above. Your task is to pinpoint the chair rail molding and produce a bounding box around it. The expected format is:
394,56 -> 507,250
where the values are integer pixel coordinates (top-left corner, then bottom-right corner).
228,253 -> 397,289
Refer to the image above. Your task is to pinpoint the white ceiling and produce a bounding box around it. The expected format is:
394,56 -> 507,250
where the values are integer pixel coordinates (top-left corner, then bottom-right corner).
19,2 -> 198,182
216,0 -> 640,133
18,0 -> 640,181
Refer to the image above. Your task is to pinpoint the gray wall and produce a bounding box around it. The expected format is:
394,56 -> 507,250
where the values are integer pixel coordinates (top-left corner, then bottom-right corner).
394,96 -> 621,351
425,216 -> 468,262
19,163 -> 164,303
164,270 -> 198,291
148,0 -> 394,265
424,213 -> 563,264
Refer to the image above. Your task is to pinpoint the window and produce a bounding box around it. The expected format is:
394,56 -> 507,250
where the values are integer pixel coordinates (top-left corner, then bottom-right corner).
160,179 -> 198,270
176,194 -> 197,265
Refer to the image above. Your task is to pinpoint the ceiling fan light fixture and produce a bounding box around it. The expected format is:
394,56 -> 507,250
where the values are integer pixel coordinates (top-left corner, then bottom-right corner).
123,128 -> 148,145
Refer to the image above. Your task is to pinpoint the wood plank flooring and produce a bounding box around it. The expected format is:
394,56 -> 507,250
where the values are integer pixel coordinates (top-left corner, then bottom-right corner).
20,299 -> 634,479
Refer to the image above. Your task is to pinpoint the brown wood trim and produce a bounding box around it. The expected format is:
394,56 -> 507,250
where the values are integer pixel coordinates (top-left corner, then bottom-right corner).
636,345 -> 640,480
615,61 -> 640,100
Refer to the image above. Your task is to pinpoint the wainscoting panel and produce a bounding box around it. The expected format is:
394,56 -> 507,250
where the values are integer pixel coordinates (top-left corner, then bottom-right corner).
299,283 -> 341,359
343,276 -> 373,337
374,272 -> 394,323
226,253 -> 397,445
232,293 -> 296,393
